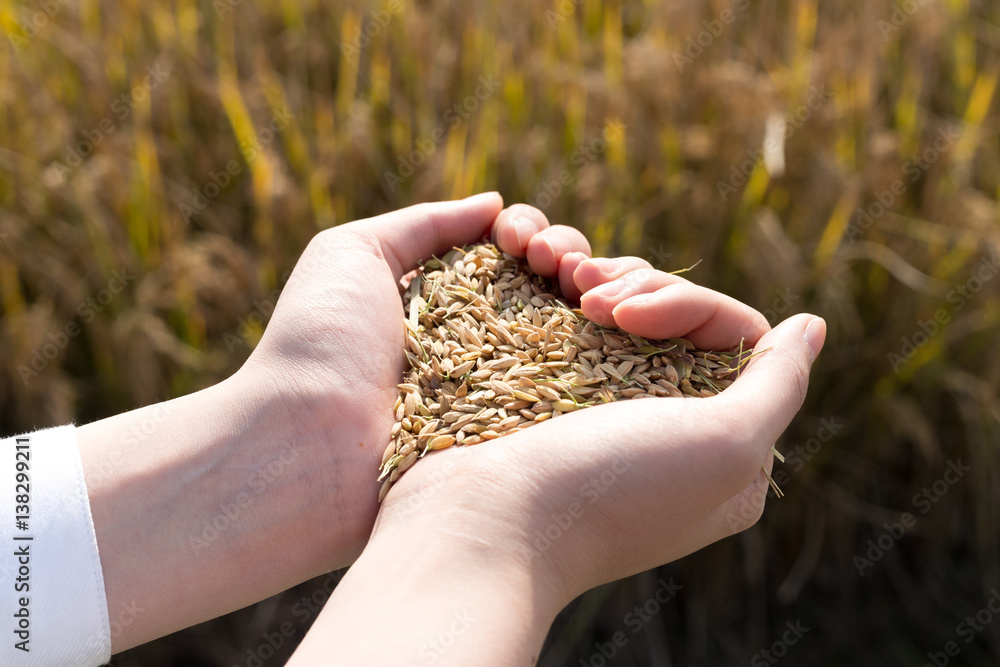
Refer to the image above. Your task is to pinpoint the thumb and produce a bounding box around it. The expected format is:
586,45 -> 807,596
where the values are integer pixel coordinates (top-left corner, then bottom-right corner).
711,313 -> 826,451
357,192 -> 504,281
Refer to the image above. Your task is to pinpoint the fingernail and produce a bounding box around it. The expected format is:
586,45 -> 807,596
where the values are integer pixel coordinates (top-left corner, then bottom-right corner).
803,317 -> 827,363
463,191 -> 499,203
620,293 -> 653,308
590,278 -> 627,299
512,217 -> 533,249
560,251 -> 587,271
586,257 -> 623,273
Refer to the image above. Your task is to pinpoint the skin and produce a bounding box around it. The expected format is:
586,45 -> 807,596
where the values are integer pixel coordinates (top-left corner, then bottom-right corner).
74,193 -> 826,660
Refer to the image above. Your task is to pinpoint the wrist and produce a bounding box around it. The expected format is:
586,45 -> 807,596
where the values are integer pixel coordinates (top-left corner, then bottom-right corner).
223,367 -> 382,564
290,496 -> 565,665
218,367 -> 379,568
77,370 -> 375,651
79,379 -> 257,649
373,450 -> 579,612
371,508 -> 565,612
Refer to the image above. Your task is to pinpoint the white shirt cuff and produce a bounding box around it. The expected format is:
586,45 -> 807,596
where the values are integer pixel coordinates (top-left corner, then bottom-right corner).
1,425 -> 111,666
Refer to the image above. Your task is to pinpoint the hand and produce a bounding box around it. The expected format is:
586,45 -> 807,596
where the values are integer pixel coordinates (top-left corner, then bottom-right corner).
375,215 -> 823,597
233,196 -> 595,562
288,205 -> 826,666
78,193 -> 598,651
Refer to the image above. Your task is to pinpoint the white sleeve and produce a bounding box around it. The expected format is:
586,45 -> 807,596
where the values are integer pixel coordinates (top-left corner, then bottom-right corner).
0,425 -> 111,667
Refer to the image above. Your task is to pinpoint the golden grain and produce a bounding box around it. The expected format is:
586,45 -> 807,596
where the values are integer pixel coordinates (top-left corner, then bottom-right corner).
376,243 -> 752,500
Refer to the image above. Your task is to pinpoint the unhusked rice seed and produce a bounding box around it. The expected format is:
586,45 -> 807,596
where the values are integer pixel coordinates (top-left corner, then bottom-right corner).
376,242 -> 757,499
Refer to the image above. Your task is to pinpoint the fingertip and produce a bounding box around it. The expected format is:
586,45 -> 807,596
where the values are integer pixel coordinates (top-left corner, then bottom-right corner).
803,316 -> 826,364
523,226 -> 591,278
512,218 -> 536,253
466,191 -> 503,206
525,233 -> 559,277
492,205 -> 550,257
558,251 -> 589,301
583,257 -> 624,272
753,313 -> 817,356
717,313 -> 822,440
361,194 -> 506,281
573,259 -> 605,294
563,250 -> 590,265
573,256 -> 655,293
609,293 -> 652,329
578,291 -> 618,327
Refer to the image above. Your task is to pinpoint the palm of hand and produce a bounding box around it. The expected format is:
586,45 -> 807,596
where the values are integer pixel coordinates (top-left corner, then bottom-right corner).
231,195 -> 821,589
376,358 -> 769,597
365,203 -> 820,598
238,227 -> 419,549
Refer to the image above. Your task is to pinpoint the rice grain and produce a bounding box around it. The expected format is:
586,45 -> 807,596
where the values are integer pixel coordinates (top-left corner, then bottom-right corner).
376,242 -> 760,497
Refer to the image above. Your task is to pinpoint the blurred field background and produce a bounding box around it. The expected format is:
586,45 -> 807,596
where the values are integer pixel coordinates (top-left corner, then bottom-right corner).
2,0 -> 1000,664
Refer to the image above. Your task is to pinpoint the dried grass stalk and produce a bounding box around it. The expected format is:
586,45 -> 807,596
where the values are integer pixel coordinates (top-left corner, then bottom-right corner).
378,242 -> 773,500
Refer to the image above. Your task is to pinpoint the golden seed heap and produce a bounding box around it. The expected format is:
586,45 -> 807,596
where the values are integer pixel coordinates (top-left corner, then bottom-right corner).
378,242 -> 756,502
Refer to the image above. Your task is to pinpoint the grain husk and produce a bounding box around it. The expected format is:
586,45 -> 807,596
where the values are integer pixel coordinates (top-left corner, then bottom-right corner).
377,242 -> 776,499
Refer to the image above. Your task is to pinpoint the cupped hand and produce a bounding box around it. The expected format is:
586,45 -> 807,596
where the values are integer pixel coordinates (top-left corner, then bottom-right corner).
231,194 -> 592,570
373,231 -> 826,606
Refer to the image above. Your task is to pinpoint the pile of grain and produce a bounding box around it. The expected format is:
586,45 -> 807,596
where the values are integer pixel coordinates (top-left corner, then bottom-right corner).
378,242 -> 759,502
